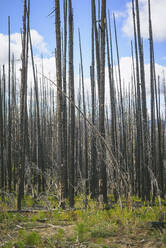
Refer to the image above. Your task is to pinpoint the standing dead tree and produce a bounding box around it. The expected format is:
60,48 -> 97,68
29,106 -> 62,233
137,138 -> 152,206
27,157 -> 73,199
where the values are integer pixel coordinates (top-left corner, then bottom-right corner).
135,0 -> 150,201
17,0 -> 28,210
68,0 -> 75,208
78,29 -> 89,205
55,0 -> 66,208
98,0 -> 107,205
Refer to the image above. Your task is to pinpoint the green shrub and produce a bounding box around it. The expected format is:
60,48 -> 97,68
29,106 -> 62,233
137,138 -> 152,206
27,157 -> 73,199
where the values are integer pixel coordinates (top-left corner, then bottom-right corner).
75,222 -> 89,242
13,241 -> 24,248
53,228 -> 65,241
18,230 -> 41,246
25,231 -> 41,245
91,224 -> 114,238
162,232 -> 166,244
3,242 -> 13,248
31,210 -> 46,222
24,196 -> 35,207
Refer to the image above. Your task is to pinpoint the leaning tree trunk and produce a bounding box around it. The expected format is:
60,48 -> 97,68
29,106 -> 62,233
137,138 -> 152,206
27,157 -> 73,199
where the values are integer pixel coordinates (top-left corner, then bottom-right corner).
78,29 -> 89,205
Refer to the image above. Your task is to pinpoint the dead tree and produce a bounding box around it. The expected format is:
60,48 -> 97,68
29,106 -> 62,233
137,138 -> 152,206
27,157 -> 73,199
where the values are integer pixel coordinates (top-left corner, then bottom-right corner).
90,0 -> 97,199
78,29 -> 89,203
135,0 -> 150,201
68,0 -> 75,208
55,0 -> 66,207
98,0 -> 107,205
17,0 -> 27,210
62,0 -> 68,198
8,16 -> 12,192
0,71 -> 4,195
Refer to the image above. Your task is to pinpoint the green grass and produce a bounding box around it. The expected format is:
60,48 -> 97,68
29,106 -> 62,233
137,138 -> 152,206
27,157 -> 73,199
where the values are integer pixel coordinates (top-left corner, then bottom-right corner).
3,231 -> 42,248
0,195 -> 166,248
17,230 -> 42,246
162,232 -> 166,244
75,222 -> 90,242
30,210 -> 47,222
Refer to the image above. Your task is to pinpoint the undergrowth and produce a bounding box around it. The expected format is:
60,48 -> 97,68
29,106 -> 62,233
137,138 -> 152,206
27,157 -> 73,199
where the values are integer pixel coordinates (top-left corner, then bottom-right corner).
0,195 -> 166,247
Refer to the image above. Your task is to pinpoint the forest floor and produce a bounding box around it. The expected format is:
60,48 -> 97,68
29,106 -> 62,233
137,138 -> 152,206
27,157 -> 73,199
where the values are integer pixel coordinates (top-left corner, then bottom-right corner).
0,195 -> 166,248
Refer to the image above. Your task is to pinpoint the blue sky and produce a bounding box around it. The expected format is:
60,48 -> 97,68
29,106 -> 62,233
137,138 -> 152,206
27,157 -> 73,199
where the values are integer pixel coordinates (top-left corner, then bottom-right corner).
0,0 -> 166,91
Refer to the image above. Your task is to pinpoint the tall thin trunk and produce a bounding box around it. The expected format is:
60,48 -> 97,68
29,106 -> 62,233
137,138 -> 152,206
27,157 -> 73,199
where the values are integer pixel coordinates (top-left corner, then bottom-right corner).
155,76 -> 163,194
8,16 -> 12,192
11,55 -> 17,192
17,0 -> 27,210
108,10 -> 118,201
148,0 -> 156,199
132,0 -> 142,198
55,0 -> 65,207
62,0 -> 68,198
99,0 -> 107,205
78,29 -> 88,202
113,14 -> 127,170
90,0 -> 97,199
0,72 -> 4,194
3,66 -> 7,190
135,0 -> 150,200
29,34 -> 44,194
68,0 -> 75,208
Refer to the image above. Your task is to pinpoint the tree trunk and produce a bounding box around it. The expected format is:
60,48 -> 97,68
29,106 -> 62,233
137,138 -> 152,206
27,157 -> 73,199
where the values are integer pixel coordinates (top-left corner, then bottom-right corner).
68,0 -> 75,208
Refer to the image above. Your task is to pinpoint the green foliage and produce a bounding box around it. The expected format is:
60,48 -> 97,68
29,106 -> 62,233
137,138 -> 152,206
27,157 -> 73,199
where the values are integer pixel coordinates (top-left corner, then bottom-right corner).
52,209 -> 73,223
13,241 -> 24,248
111,245 -> 118,248
3,231 -> 42,248
0,193 -> 16,209
91,229 -> 113,238
13,213 -> 28,223
51,210 -> 61,224
1,195 -> 166,248
0,212 -> 28,225
53,228 -> 65,241
23,195 -> 35,207
3,242 -> 13,248
0,212 -> 5,223
31,210 -> 46,222
18,230 -> 42,246
162,232 -> 166,244
91,222 -> 115,239
75,222 -> 89,242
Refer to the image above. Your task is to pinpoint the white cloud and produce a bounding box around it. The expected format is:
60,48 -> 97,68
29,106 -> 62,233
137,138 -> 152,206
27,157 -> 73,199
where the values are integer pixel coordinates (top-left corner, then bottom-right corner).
30,29 -> 49,54
114,11 -> 126,19
115,57 -> 166,93
122,0 -> 166,42
0,29 -> 54,89
81,57 -> 166,109
12,56 -> 56,90
0,29 -> 49,66
0,30 -> 165,110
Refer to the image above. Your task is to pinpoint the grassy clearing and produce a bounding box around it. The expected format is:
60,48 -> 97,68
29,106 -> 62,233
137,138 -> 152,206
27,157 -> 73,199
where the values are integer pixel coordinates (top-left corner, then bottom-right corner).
0,195 -> 166,247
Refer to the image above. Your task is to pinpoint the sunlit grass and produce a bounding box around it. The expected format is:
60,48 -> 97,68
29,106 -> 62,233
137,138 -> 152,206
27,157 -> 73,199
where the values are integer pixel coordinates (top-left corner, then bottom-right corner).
0,195 -> 166,247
